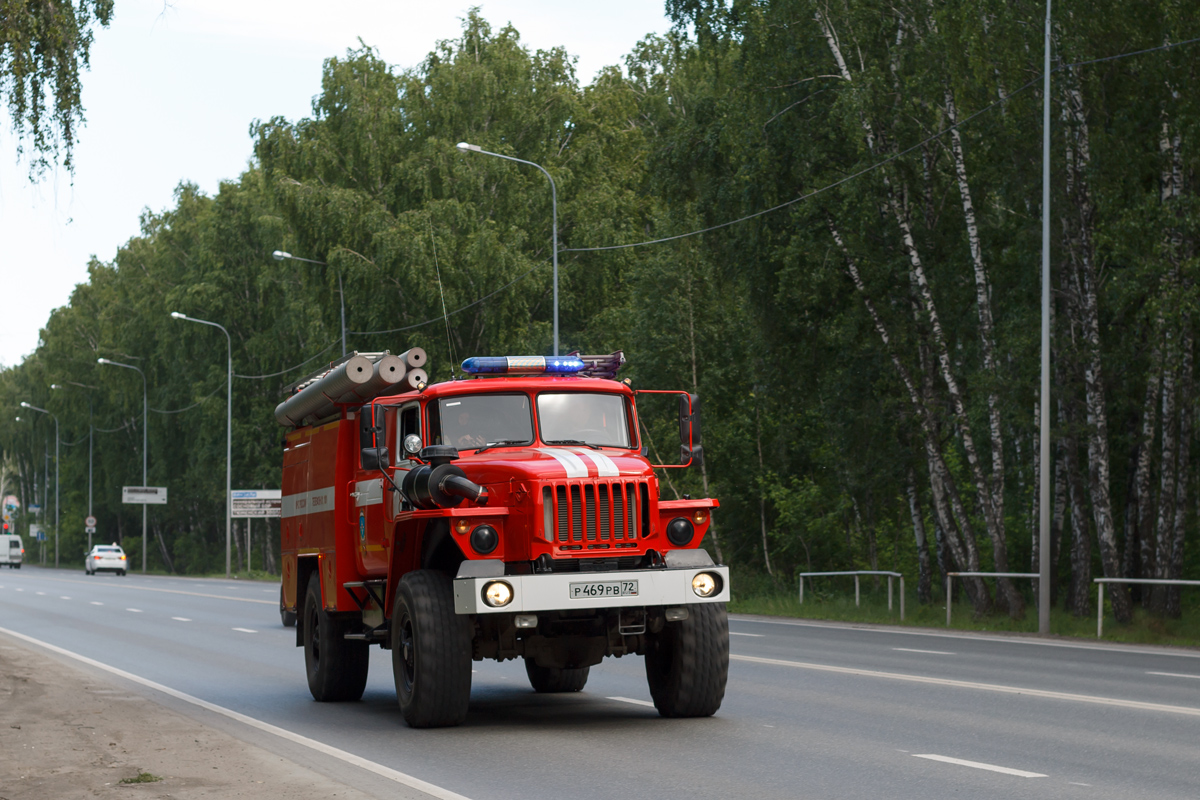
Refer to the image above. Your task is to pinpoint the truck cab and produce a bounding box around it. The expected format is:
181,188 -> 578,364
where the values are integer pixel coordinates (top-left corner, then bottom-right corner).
279,351 -> 729,727
0,534 -> 23,568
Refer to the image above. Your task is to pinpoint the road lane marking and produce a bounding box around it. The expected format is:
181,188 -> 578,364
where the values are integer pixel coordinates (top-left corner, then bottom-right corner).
36,591 -> 45,595
913,754 -> 1046,778
893,648 -> 955,655
59,596 -> 70,600
730,632 -> 764,637
15,588 -> 23,592
23,576 -> 276,605
1069,782 -> 1091,786
607,696 -> 656,708
731,614 -> 1200,659
172,617 -> 191,622
0,626 -> 471,800
1147,671 -> 1200,680
90,601 -> 103,606
730,654 -> 1200,717
126,608 -> 143,613
232,627 -> 257,634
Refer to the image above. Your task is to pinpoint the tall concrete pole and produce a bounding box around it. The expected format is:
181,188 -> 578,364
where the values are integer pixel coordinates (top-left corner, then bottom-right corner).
1038,0 -> 1053,635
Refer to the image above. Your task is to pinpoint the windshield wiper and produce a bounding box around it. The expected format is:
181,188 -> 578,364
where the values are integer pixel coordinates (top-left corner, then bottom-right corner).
544,439 -> 601,450
474,440 -> 527,455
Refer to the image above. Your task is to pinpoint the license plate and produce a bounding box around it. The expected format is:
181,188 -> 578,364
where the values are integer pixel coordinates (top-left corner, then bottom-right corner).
569,580 -> 639,600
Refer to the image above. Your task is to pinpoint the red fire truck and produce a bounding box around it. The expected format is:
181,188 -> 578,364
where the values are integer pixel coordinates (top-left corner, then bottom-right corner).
277,349 -> 729,728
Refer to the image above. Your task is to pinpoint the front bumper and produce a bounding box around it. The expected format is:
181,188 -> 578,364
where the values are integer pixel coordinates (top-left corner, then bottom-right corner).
453,565 -> 731,614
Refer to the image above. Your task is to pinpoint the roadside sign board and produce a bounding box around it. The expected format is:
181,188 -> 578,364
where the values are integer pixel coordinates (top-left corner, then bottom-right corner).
3,495 -> 18,510
29,504 -> 41,513
85,526 -> 96,534
122,486 -> 168,505
85,515 -> 97,527
231,489 -> 282,518
29,524 -> 44,542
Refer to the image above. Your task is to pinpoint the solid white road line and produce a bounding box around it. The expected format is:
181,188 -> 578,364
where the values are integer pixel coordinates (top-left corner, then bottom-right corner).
730,654 -> 1200,717
731,614 -> 1200,659
893,648 -> 955,655
172,617 -> 191,622
232,627 -> 257,634
730,632 -> 764,637
912,754 -> 1046,778
1147,671 -> 1200,680
0,626 -> 472,800
27,575 -> 276,606
607,696 -> 656,708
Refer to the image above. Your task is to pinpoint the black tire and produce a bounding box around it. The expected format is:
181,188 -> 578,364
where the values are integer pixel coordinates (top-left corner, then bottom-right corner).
303,572 -> 369,702
391,570 -> 472,728
644,603 -> 729,718
524,659 -> 589,693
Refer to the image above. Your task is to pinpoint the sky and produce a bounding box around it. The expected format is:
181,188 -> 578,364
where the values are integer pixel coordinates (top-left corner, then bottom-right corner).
0,0 -> 674,368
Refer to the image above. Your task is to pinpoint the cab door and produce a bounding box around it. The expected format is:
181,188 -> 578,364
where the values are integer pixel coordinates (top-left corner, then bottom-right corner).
392,401 -> 422,517
353,405 -> 390,575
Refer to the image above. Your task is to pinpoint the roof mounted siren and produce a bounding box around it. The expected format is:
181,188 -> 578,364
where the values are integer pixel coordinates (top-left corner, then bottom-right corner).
459,351 -> 624,379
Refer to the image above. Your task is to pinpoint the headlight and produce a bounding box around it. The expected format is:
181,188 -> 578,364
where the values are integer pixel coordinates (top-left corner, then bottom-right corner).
692,572 -> 720,598
483,580 -> 513,607
469,524 -> 499,555
666,517 -> 695,546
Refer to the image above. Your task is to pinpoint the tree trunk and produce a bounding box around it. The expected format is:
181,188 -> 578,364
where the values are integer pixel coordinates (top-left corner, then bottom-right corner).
1062,73 -> 1130,623
831,220 -> 990,613
754,402 -> 772,576
233,520 -> 244,573
686,285 -> 723,564
1062,407 -> 1092,618
153,520 -> 175,574
1132,335 -> 1162,604
1166,327 -> 1193,617
908,466 -> 933,604
264,520 -> 278,575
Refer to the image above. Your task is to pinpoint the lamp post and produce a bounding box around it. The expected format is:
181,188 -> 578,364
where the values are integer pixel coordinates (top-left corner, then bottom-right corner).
456,142 -> 559,356
52,382 -> 98,550
97,358 -> 148,573
20,402 -> 59,567
1038,0 -> 1052,636
171,312 -> 233,578
273,250 -> 346,357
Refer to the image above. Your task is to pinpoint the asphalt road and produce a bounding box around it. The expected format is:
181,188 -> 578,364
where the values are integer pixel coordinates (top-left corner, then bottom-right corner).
2,565 -> 1198,799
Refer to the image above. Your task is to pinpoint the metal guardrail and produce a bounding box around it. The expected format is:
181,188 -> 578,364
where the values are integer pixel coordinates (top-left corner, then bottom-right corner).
798,570 -> 905,621
1094,578 -> 1200,637
945,572 -> 1038,627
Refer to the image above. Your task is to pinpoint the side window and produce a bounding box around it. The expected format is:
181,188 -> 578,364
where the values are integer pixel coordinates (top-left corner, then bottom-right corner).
396,403 -> 421,463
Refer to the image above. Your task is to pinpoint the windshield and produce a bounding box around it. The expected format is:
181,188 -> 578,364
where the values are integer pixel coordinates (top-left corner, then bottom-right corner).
537,393 -> 632,448
434,394 -> 533,450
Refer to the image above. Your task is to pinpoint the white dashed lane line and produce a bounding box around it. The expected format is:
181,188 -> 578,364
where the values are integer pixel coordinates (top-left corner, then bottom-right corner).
232,627 -> 257,634
172,617 -> 192,622
126,608 -> 143,613
91,601 -> 103,606
59,596 -> 70,600
1147,671 -> 1200,680
35,591 -> 45,596
607,696 -> 655,708
730,632 -> 764,637
894,648 -> 956,655
913,754 -> 1047,778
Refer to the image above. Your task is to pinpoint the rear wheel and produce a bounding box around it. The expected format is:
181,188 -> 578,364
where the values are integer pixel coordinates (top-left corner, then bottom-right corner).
303,572 -> 369,701
524,659 -> 589,693
391,570 -> 472,728
645,603 -> 729,718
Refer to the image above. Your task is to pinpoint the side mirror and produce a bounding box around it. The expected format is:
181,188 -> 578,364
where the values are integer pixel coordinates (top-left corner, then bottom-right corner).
361,447 -> 391,471
679,393 -> 702,465
359,404 -> 386,449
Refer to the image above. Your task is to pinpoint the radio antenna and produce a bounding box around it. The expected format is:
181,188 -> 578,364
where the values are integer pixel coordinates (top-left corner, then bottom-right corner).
428,214 -> 457,375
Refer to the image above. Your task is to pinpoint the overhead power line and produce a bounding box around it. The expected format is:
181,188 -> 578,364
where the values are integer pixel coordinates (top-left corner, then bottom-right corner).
234,339 -> 340,380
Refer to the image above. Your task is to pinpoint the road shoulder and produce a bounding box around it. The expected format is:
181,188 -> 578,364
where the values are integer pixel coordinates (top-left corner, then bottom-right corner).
0,633 -> 379,800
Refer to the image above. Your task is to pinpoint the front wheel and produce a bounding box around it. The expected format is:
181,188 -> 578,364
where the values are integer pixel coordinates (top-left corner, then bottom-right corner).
525,659 -> 589,693
645,603 -> 729,718
391,570 -> 472,728
303,572 -> 369,701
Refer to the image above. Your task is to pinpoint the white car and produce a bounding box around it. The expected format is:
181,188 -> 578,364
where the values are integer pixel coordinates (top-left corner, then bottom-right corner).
85,544 -> 127,575
0,534 -> 22,568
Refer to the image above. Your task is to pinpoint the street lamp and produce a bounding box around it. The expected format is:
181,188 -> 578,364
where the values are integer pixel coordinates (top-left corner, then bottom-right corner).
97,358 -> 148,573
52,382 -> 98,550
456,142 -> 560,356
19,402 -> 59,567
171,311 -> 233,578
273,250 -> 346,357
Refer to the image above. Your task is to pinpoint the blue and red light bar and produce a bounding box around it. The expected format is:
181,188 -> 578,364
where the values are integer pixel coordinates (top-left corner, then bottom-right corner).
461,355 -> 587,375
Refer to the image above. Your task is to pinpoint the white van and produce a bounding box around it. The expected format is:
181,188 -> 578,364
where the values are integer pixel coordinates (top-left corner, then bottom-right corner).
1,534 -> 24,568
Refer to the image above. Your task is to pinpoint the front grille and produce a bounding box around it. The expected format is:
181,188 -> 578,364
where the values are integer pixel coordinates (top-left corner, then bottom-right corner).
545,480 -> 648,544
